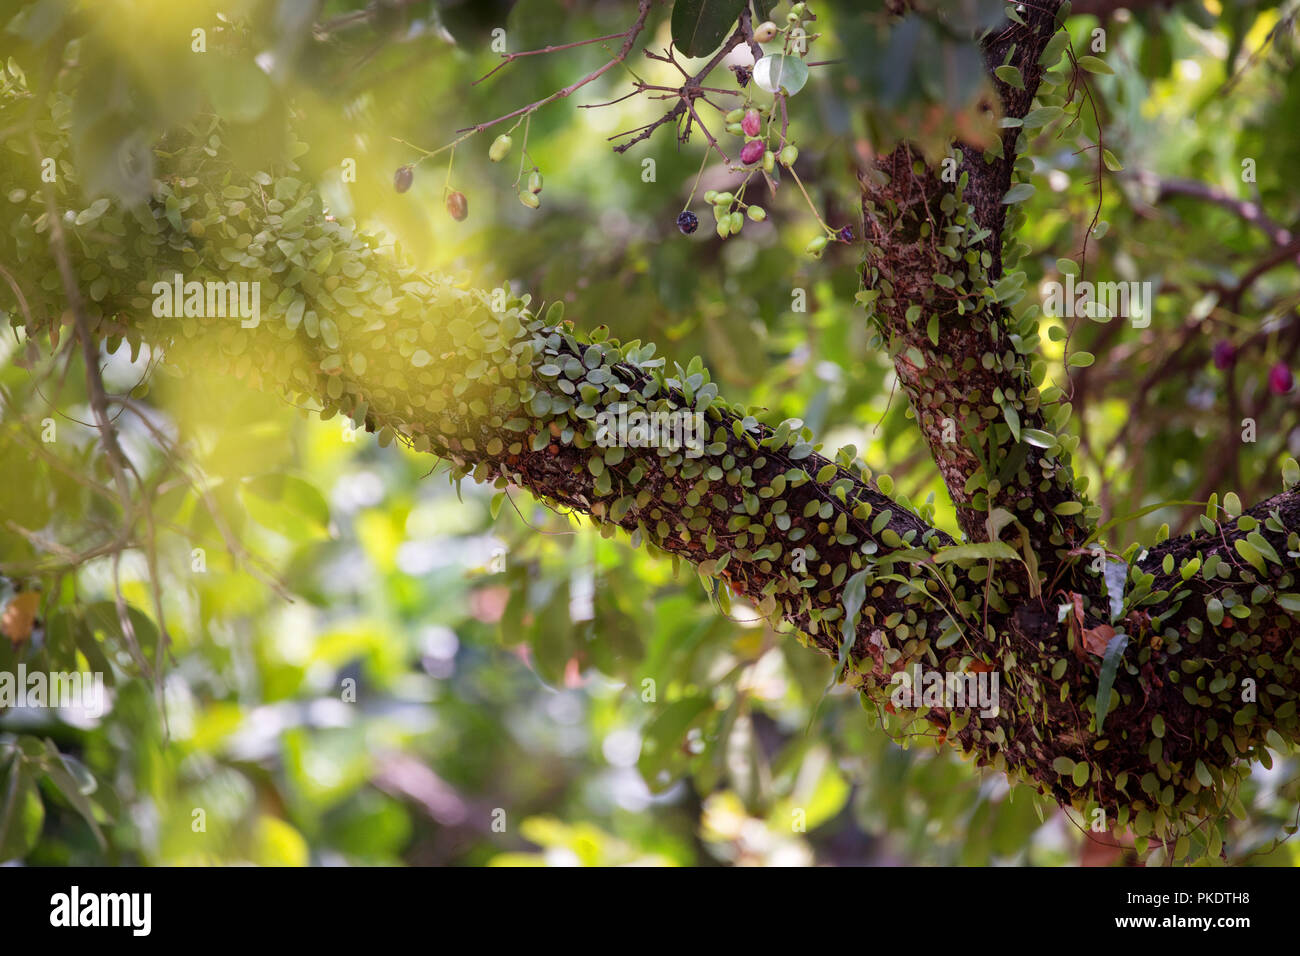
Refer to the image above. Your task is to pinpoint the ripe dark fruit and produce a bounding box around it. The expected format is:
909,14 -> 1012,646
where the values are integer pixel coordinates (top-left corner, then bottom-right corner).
446,190 -> 468,221
836,225 -> 855,243
1269,361 -> 1294,395
677,210 -> 699,235
740,140 -> 765,165
1212,340 -> 1237,370
394,165 -> 414,193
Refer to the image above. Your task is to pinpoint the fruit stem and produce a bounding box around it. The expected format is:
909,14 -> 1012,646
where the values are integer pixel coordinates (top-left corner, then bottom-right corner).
683,145 -> 711,209
786,163 -> 832,234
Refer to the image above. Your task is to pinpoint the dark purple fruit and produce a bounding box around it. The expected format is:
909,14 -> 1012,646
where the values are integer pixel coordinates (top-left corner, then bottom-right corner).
677,210 -> 699,235
836,225 -> 855,243
1211,340 -> 1237,370
394,165 -> 414,193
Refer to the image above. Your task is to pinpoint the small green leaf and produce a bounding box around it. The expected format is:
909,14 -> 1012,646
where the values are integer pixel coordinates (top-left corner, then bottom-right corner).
1077,55 -> 1114,74
1002,182 -> 1036,204
1094,631 -> 1129,732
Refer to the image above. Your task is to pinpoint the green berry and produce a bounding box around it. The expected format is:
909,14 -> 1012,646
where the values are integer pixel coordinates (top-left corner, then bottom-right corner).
725,108 -> 746,123
762,150 -> 775,173
726,122 -> 745,136
729,210 -> 744,233
489,134 -> 513,163
747,205 -> 766,222
714,192 -> 734,206
805,235 -> 828,256
753,20 -> 778,42
518,189 -> 540,208
779,145 -> 799,167
717,218 -> 732,239
704,189 -> 719,204
528,170 -> 543,194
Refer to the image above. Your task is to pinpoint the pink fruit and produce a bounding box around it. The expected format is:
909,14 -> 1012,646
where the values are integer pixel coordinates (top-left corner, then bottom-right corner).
1269,362 -> 1294,395
740,139 -> 765,165
742,110 -> 761,137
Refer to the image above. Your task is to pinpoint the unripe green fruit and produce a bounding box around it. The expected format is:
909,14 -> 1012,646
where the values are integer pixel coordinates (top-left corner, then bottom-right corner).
489,134 -> 513,162
714,192 -> 734,206
753,20 -> 778,42
518,189 -> 540,208
787,11 -> 800,23
729,210 -> 744,233
704,189 -> 719,204
747,205 -> 766,222
725,108 -> 746,123
712,204 -> 727,222
726,122 -> 745,136
792,2 -> 806,16
779,145 -> 799,167
528,170 -> 543,194
762,150 -> 775,173
717,218 -> 731,239
805,234 -> 828,256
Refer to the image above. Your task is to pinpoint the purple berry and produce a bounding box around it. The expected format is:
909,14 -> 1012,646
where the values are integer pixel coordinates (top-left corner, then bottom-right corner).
836,225 -> 855,243
742,110 -> 762,137
740,140 -> 765,165
1269,362 -> 1294,395
677,210 -> 699,235
394,165 -> 414,193
1211,340 -> 1237,370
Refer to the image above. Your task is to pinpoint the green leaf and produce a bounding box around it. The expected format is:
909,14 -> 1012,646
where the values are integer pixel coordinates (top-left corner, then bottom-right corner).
1276,593 -> 1300,614
1067,351 -> 1095,367
1101,148 -> 1123,172
1077,55 -> 1114,74
1002,183 -> 1036,204
670,0 -> 746,57
1094,631 -> 1129,732
832,570 -> 871,687
1003,404 -> 1021,441
932,542 -> 1022,564
638,696 -> 713,787
994,64 -> 1025,89
0,760 -> 43,863
753,54 -> 810,95
1284,457 -> 1300,488
1234,538 -> 1266,574
39,740 -> 106,851
1206,597 -> 1224,627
